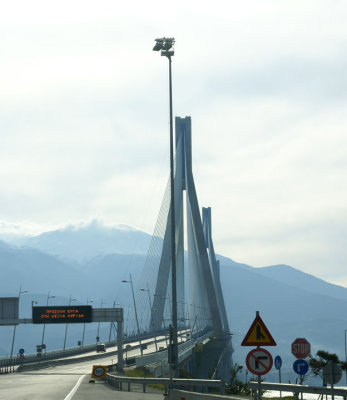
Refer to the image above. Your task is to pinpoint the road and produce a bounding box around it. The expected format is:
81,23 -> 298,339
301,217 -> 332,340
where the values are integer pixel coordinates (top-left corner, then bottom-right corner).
0,338 -> 168,400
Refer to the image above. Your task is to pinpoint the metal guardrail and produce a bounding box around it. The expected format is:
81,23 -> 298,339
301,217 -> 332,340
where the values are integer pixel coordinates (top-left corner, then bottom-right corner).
0,328 -> 190,374
248,381 -> 347,399
105,373 -> 224,394
135,330 -> 213,368
0,334 -> 149,373
0,341 -> 105,373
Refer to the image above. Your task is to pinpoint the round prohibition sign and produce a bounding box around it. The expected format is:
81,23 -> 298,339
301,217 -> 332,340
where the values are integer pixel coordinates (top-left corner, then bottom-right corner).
246,348 -> 273,376
93,366 -> 106,378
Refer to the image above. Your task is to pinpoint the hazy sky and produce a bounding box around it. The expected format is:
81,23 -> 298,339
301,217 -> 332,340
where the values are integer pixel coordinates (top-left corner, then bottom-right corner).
1,1 -> 346,286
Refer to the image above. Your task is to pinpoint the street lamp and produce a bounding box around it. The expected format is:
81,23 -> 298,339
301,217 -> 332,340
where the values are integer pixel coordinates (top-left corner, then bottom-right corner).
10,285 -> 28,358
122,275 -> 143,355
141,285 -> 158,351
41,292 -> 55,348
63,295 -> 77,350
82,299 -> 93,347
153,36 -> 178,377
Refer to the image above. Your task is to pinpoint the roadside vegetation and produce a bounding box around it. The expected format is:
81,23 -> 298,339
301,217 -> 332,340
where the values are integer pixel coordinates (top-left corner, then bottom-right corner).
308,350 -> 347,380
225,363 -> 252,396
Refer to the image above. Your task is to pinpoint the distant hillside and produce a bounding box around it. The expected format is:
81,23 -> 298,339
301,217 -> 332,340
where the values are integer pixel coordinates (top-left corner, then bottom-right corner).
1,222 -> 347,386
218,258 -> 347,382
0,240 -> 88,296
12,220 -> 151,262
255,264 -> 347,301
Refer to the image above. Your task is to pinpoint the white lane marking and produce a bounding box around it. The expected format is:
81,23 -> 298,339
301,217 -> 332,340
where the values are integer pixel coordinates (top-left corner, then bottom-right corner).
64,374 -> 86,400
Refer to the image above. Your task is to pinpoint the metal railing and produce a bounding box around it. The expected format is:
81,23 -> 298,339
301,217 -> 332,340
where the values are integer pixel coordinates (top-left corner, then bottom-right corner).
135,330 -> 212,369
0,328 -> 192,374
0,333 -> 152,373
105,373 -> 224,395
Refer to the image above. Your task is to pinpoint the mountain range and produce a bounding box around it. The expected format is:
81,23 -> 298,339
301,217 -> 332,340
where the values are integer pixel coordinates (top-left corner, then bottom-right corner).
1,220 -> 346,385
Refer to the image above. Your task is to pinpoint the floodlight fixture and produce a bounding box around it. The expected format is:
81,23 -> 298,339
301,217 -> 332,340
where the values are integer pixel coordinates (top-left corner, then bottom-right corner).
153,37 -> 175,58
163,37 -> 175,49
153,37 -> 164,51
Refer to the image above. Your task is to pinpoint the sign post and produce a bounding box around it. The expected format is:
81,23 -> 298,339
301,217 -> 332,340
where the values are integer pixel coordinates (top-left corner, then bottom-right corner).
274,356 -> 282,398
242,312 -> 276,400
323,361 -> 342,400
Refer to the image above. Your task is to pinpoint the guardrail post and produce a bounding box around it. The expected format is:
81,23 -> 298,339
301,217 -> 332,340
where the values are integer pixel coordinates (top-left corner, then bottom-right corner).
220,380 -> 225,395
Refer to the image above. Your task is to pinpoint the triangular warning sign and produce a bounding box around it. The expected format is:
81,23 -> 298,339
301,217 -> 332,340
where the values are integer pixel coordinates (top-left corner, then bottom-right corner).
241,313 -> 276,346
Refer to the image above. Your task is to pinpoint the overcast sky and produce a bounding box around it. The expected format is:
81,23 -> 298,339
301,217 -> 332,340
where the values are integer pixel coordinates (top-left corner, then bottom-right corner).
1,1 -> 346,287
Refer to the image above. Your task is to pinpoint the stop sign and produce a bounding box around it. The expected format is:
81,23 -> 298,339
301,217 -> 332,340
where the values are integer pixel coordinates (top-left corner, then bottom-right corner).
291,338 -> 311,359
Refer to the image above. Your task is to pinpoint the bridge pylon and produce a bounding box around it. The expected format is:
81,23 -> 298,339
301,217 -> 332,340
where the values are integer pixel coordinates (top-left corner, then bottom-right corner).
149,117 -> 231,343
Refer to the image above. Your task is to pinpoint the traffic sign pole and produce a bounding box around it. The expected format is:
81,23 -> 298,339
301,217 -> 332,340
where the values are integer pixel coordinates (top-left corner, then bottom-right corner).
275,356 -> 282,398
243,312 -> 277,400
323,360 -> 342,400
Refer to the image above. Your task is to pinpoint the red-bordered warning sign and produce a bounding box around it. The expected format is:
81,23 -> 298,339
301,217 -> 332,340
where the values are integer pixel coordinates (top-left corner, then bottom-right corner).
241,313 -> 276,346
246,348 -> 273,375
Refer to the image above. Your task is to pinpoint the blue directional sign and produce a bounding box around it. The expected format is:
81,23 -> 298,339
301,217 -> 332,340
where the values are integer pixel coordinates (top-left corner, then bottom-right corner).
293,359 -> 309,375
274,355 -> 282,370
19,348 -> 25,355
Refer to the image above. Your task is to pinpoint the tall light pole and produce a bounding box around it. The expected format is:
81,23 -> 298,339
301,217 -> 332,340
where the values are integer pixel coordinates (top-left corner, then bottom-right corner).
122,274 -> 143,355
141,285 -> 158,351
10,285 -> 28,358
41,291 -> 55,349
63,295 -> 76,350
82,298 -> 93,347
153,36 -> 178,377
344,329 -> 347,385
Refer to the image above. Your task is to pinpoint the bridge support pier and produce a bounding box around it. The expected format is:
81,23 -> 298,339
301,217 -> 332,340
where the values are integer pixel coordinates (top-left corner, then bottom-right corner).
116,319 -> 124,372
179,337 -> 231,382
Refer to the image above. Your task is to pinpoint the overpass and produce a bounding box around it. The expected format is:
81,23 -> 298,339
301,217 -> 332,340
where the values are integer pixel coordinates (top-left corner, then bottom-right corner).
0,116 -> 233,397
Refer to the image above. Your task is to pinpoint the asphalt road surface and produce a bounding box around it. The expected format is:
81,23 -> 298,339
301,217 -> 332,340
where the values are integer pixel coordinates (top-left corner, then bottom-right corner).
0,339 -> 168,400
